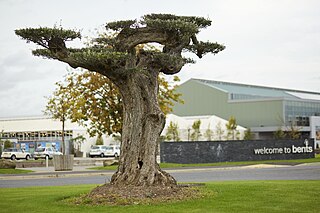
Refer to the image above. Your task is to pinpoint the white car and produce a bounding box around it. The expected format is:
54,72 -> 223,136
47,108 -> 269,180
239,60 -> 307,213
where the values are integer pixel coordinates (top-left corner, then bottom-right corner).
33,147 -> 63,160
89,145 -> 108,158
1,148 -> 32,160
89,145 -> 120,158
104,145 -> 120,158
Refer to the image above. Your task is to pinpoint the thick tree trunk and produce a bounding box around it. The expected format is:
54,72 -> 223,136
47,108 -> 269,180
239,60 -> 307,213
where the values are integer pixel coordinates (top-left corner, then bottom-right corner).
110,71 -> 176,186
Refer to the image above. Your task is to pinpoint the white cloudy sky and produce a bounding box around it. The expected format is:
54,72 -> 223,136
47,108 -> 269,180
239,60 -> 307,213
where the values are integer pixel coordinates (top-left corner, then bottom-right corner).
0,0 -> 320,118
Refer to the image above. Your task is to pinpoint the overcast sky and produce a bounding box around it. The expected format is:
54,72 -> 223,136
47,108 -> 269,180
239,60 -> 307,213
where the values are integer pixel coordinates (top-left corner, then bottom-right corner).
0,0 -> 320,118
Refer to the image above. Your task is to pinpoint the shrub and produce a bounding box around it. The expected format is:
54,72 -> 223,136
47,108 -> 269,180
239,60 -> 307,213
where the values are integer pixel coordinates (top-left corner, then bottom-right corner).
0,159 -> 16,169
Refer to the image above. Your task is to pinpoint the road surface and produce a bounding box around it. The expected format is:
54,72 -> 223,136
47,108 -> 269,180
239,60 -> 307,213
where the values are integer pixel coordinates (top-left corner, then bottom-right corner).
0,163 -> 319,188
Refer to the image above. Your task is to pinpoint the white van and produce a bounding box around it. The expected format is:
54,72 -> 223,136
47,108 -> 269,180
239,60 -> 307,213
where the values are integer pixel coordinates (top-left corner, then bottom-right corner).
89,145 -> 108,158
89,145 -> 120,158
104,145 -> 120,158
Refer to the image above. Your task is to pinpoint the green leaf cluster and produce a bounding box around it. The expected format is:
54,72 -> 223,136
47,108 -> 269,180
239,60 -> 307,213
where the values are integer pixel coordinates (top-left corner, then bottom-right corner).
190,120 -> 202,141
15,27 -> 80,48
143,14 -> 212,29
68,48 -> 128,68
243,128 -> 254,140
225,116 -> 240,140
185,41 -> 226,57
204,124 -> 214,141
165,121 -> 180,141
106,20 -> 136,31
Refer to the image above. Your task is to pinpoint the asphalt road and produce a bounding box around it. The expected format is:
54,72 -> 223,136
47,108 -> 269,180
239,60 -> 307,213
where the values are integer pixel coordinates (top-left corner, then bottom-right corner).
1,163 -> 319,188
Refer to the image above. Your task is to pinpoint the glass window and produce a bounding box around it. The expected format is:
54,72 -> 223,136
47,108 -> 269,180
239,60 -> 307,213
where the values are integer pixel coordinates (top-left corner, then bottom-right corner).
284,100 -> 320,126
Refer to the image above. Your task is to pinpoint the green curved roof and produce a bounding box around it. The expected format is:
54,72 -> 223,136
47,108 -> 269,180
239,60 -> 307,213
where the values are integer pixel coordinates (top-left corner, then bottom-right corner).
193,79 -> 320,101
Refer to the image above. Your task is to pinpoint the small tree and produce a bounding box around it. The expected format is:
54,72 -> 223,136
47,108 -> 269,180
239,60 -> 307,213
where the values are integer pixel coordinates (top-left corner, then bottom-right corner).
204,124 -> 214,141
287,122 -> 301,140
4,140 -> 13,149
225,116 -> 240,140
243,128 -> 254,140
273,128 -> 286,139
70,135 -> 86,156
215,121 -> 225,141
96,135 -> 104,145
44,84 -> 72,154
165,121 -> 180,141
190,120 -> 202,141
276,116 -> 301,140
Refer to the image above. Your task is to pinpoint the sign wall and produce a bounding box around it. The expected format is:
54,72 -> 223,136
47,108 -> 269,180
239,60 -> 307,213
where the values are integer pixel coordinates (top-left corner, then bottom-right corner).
160,139 -> 315,164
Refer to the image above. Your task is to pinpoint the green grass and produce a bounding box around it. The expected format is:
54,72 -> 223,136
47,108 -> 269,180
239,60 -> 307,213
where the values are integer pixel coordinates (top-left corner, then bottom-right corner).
0,181 -> 319,213
90,154 -> 320,170
0,168 -> 33,174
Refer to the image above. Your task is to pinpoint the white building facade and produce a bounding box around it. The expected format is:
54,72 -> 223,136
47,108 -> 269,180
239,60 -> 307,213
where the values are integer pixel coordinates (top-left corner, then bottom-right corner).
162,114 -> 247,141
0,116 -> 115,157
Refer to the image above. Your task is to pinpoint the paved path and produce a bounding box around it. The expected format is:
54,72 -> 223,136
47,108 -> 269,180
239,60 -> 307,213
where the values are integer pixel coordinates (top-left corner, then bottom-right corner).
1,163 -> 319,188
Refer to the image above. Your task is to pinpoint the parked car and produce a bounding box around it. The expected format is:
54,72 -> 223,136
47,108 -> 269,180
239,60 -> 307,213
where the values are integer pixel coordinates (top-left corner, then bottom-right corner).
33,147 -> 63,160
89,145 -> 120,158
104,145 -> 120,158
1,148 -> 31,160
89,145 -> 108,158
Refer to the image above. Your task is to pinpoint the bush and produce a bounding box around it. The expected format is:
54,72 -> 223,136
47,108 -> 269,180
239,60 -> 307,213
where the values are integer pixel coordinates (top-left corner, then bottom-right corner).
103,159 -> 119,167
0,159 -> 16,169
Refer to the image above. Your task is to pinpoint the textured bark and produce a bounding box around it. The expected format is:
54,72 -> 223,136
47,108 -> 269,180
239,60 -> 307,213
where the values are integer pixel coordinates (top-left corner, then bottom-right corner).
110,70 -> 176,186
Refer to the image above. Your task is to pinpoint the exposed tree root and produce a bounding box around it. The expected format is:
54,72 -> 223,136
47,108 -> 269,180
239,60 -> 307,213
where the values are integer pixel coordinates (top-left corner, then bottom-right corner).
70,184 -> 205,206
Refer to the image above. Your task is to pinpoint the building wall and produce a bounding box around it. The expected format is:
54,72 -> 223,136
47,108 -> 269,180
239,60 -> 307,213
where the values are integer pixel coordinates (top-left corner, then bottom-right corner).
173,79 -> 229,117
173,79 -> 284,128
0,117 -> 82,132
227,99 -> 284,127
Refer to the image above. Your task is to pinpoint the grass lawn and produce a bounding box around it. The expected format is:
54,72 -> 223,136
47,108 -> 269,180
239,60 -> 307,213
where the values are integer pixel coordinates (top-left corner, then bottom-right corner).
91,154 -> 320,171
0,180 -> 319,213
0,168 -> 33,174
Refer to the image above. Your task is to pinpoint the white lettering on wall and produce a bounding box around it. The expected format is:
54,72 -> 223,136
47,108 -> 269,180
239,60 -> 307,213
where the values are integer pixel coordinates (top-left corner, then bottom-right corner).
253,139 -> 313,155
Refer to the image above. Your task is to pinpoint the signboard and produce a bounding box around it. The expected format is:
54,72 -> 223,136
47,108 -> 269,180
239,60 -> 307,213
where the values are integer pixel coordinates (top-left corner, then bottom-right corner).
160,139 -> 315,164
253,139 -> 313,155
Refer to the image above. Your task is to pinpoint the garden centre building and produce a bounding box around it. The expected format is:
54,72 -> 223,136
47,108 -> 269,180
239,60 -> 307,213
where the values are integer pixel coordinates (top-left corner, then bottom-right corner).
0,116 -> 99,156
172,78 -> 320,147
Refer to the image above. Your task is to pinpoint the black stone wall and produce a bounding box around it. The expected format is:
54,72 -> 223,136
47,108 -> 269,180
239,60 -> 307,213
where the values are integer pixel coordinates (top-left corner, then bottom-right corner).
160,139 -> 315,164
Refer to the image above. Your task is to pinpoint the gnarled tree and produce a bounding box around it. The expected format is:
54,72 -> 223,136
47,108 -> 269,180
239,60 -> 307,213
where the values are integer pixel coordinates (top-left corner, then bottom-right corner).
16,14 -> 225,187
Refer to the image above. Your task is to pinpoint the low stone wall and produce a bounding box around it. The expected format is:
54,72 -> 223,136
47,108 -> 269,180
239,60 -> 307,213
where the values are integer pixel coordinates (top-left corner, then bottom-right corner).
16,160 -> 53,168
15,157 -> 109,168
160,139 -> 315,164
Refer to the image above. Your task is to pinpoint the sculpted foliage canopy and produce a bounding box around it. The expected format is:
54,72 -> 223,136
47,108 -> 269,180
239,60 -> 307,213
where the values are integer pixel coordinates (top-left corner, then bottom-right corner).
15,14 -> 225,80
